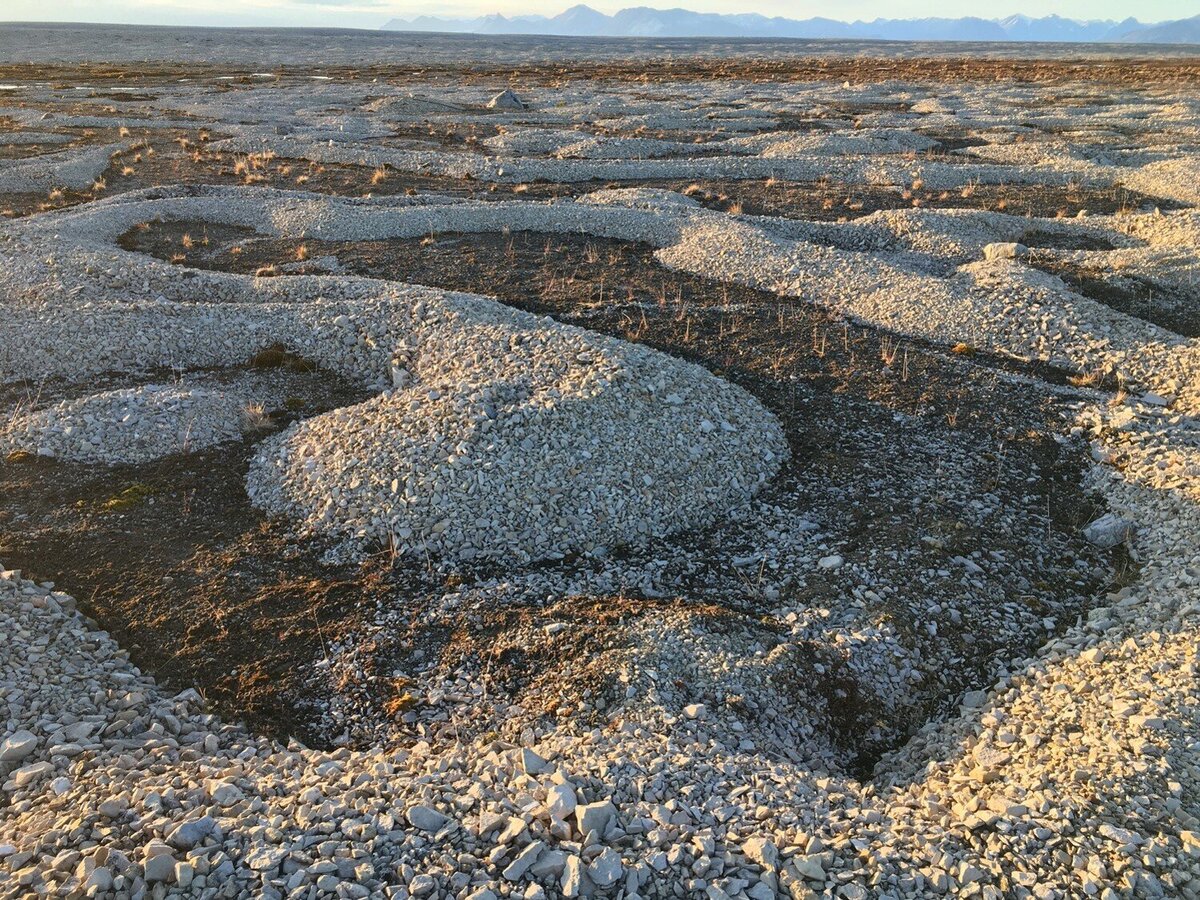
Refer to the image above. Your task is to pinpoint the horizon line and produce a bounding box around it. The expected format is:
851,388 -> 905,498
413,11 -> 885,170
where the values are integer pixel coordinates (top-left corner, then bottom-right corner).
0,14 -> 1179,30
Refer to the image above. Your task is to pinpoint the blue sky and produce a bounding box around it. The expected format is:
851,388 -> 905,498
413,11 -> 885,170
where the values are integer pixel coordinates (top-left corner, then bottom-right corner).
0,0 -> 1191,28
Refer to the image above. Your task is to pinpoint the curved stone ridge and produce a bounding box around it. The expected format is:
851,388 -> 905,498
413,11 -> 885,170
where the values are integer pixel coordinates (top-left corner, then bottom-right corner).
0,142 -> 125,193
4,182 -> 1200,563
0,385 -> 248,465
0,186 -> 787,564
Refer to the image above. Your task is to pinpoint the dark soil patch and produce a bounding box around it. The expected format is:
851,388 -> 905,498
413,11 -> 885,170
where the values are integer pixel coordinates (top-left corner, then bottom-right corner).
116,218 -> 259,262
1020,228 -> 1117,252
0,142 -> 76,161
381,121 -> 498,153
680,178 -> 1179,220
332,595 -> 760,745
116,220 -> 1103,393
1,442 -> 368,743
98,141 -> 565,202
0,364 -> 376,743
923,134 -> 991,152
84,90 -> 158,102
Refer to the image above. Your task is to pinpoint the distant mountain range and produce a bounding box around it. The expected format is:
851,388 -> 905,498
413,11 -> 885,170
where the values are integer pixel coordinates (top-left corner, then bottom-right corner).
382,6 -> 1200,44
1121,14 -> 1200,43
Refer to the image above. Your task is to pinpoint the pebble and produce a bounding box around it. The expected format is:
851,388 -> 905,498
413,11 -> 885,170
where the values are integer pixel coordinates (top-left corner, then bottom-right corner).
0,730 -> 37,763
144,853 -> 176,884
587,847 -> 624,887
503,840 -> 544,881
407,805 -> 450,833
575,800 -> 617,837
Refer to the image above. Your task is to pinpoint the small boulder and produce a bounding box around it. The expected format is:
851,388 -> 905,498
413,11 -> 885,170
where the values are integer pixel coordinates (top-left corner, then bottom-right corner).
208,781 -> 243,807
144,853 -> 176,884
743,836 -> 780,872
487,89 -> 526,110
560,855 -> 586,898
83,866 -> 113,893
530,850 -> 567,879
13,761 -> 53,787
1083,513 -> 1135,549
410,874 -> 436,896
521,748 -> 549,775
961,690 -> 987,709
792,854 -> 825,881
97,798 -> 127,819
982,242 -> 1027,261
503,840 -> 544,881
546,783 -> 577,820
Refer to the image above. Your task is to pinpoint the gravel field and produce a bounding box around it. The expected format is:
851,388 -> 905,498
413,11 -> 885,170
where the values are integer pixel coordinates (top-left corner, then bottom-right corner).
2,30 -> 1200,900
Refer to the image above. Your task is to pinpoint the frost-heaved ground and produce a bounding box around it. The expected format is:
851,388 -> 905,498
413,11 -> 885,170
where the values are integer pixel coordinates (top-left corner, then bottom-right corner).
2,39 -> 1200,900
5,24 -> 1200,68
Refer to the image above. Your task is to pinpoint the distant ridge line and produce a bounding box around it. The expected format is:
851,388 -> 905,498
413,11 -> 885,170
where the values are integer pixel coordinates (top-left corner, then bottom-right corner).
383,5 -> 1200,44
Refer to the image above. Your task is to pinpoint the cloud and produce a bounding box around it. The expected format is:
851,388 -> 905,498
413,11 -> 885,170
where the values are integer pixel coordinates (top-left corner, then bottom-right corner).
286,0 -> 393,7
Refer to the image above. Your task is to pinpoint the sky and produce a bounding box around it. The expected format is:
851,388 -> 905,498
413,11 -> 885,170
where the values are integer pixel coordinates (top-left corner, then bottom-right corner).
0,0 -> 1192,29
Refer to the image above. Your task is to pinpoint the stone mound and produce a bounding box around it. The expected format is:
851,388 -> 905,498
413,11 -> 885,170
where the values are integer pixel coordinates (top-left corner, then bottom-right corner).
247,301 -> 786,563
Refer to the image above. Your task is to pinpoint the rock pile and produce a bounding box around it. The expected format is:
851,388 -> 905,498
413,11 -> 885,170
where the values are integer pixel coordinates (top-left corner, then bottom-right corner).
248,313 -> 784,563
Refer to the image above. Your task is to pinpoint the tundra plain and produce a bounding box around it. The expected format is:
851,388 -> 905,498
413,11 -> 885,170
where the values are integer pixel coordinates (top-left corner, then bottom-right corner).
1,28 -> 1200,900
